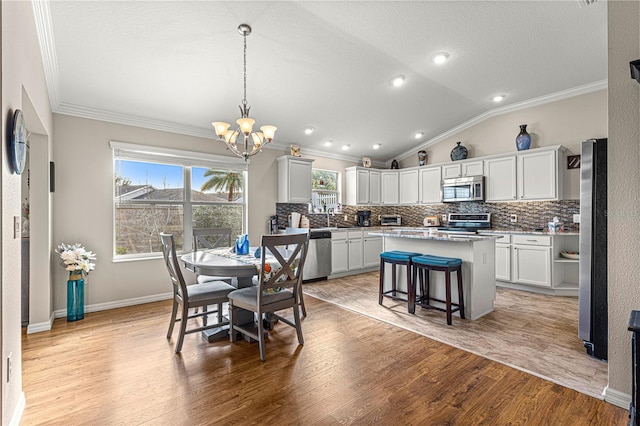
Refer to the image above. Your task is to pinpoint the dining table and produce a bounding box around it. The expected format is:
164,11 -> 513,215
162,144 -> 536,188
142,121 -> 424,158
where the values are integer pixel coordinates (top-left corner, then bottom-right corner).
180,247 -> 276,342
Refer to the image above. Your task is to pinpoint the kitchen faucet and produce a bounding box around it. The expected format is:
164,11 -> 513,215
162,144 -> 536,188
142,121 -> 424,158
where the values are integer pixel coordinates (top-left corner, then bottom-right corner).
326,207 -> 335,227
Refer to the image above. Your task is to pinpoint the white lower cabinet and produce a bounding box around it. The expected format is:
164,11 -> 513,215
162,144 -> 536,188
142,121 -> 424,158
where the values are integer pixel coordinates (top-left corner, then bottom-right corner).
331,232 -> 349,274
348,231 -> 363,270
495,243 -> 511,282
363,234 -> 382,268
482,232 -> 579,296
330,229 -> 381,276
512,243 -> 552,287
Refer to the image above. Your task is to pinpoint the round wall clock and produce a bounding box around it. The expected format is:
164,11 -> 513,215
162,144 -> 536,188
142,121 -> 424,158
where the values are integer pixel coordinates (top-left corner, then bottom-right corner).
8,109 -> 27,174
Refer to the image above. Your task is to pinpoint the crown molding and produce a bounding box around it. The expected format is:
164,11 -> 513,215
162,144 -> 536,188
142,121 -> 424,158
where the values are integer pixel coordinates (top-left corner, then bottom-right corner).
394,79 -> 608,163
32,0 -> 60,108
267,142 -> 386,168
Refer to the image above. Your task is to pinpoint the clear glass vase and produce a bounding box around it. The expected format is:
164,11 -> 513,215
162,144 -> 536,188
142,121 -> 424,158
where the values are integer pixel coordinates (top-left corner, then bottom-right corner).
67,272 -> 85,321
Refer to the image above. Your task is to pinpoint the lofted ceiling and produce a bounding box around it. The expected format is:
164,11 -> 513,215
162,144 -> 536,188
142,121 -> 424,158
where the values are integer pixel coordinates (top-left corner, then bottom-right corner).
34,1 -> 607,164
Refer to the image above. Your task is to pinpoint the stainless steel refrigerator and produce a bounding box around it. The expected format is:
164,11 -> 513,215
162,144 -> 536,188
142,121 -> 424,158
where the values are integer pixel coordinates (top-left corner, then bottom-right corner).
579,138 -> 607,360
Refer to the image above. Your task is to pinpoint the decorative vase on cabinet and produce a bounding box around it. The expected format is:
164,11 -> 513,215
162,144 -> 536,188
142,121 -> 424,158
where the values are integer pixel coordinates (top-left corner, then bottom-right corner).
67,272 -> 85,321
516,124 -> 532,151
450,142 -> 468,161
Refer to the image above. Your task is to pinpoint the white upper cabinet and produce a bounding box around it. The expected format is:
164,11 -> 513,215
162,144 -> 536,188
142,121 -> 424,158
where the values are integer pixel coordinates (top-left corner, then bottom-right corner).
399,169 -> 419,205
484,156 -> 517,201
419,166 -> 442,204
369,170 -> 381,205
277,156 -> 314,203
518,149 -> 561,201
484,146 -> 564,202
442,160 -> 484,179
380,171 -> 399,205
345,167 -> 380,205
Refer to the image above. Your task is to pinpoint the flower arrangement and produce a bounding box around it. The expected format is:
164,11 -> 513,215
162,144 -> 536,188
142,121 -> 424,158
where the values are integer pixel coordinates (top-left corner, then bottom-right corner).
56,243 -> 96,276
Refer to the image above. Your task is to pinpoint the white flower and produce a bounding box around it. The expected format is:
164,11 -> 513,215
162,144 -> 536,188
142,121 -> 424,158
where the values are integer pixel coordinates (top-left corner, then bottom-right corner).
56,243 -> 97,277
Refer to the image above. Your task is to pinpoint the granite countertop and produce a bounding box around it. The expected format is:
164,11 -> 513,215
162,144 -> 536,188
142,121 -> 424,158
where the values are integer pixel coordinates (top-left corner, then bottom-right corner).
369,229 -> 500,242
479,229 -> 579,236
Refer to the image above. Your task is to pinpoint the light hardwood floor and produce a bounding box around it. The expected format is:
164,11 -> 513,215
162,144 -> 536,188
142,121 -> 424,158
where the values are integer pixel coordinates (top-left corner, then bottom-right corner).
304,271 -> 608,399
21,286 -> 626,425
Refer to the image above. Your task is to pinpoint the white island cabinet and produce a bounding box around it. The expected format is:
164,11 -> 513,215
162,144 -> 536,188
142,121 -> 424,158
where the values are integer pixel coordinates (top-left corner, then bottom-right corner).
370,230 -> 498,320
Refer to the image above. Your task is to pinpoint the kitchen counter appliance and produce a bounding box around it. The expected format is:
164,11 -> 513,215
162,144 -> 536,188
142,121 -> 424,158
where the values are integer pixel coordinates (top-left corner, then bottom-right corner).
442,176 -> 484,202
438,213 -> 491,234
357,210 -> 371,227
380,214 -> 401,226
285,228 -> 332,282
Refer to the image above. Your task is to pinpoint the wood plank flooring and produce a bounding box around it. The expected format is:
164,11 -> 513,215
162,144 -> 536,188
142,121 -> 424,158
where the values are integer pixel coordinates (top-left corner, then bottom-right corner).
304,271 -> 608,399
21,288 -> 627,425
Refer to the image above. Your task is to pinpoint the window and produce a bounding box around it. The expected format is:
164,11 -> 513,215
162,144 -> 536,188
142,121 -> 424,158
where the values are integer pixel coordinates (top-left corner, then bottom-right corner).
311,169 -> 340,213
112,142 -> 247,259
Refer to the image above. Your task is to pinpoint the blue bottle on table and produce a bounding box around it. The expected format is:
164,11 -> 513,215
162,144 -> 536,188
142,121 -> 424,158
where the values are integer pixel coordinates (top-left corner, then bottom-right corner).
235,234 -> 249,255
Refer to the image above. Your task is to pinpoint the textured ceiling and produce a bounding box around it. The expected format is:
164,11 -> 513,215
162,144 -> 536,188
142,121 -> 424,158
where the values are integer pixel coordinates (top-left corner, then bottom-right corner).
36,1 -> 607,163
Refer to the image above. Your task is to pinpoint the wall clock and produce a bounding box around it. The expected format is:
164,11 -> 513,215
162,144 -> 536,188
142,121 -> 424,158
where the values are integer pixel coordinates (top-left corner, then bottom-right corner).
8,109 -> 27,174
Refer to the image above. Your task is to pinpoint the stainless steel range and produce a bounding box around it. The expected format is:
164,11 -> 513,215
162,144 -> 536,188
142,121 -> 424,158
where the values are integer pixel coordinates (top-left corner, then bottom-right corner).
438,213 -> 491,234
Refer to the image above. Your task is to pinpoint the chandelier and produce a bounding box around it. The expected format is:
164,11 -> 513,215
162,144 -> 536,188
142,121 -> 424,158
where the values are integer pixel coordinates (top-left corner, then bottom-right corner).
212,24 -> 277,161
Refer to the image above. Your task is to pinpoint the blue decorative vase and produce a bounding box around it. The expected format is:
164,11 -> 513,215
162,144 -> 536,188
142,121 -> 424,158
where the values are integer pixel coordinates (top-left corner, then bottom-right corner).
450,142 -> 468,161
516,124 -> 532,151
67,272 -> 85,321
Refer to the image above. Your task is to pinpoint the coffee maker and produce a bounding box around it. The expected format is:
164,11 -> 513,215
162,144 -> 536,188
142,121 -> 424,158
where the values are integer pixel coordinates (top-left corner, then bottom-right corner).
356,210 -> 371,227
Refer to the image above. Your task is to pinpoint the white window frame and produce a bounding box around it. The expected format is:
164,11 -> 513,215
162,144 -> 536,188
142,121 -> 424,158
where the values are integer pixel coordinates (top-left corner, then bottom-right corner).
311,168 -> 341,213
110,141 -> 248,261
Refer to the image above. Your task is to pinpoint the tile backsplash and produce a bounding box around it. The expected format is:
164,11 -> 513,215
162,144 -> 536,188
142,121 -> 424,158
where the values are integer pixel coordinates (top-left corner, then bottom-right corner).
276,200 -> 580,231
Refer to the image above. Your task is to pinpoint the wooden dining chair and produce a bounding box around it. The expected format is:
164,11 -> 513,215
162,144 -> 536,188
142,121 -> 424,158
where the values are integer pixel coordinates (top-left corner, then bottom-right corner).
160,233 -> 236,353
227,233 -> 309,361
192,227 -> 233,283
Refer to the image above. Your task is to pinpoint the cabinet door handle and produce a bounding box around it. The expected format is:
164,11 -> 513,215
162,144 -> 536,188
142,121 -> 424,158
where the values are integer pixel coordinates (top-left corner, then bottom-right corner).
526,239 -> 538,242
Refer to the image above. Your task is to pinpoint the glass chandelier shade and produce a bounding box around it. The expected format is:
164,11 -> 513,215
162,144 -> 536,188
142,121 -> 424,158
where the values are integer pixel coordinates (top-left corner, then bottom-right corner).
212,24 -> 277,161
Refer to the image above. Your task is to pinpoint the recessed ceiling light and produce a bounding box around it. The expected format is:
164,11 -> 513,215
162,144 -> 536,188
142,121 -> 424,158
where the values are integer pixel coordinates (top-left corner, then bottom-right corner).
493,94 -> 506,102
414,132 -> 424,139
324,140 -> 333,147
341,144 -> 350,151
303,127 -> 315,135
373,143 -> 381,150
431,52 -> 450,64
390,75 -> 406,87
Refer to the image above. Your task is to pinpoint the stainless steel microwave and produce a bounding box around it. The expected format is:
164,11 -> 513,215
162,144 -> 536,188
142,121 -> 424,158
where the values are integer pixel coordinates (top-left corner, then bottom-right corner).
441,176 -> 484,202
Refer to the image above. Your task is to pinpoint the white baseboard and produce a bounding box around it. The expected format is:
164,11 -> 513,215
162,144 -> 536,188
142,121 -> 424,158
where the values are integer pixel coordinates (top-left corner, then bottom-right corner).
26,312 -> 55,334
9,391 -> 25,426
603,386 -> 632,409
26,293 -> 173,333
53,292 -> 173,318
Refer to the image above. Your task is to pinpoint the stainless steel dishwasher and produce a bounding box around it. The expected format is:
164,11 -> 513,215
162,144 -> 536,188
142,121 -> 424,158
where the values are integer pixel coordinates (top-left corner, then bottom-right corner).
303,229 -> 332,282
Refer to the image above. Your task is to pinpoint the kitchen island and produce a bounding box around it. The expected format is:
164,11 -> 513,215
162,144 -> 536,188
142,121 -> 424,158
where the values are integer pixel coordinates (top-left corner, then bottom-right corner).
369,229 -> 499,320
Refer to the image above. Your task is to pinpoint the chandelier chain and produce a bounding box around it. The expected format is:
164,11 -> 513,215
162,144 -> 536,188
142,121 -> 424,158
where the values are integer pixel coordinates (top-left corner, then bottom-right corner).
242,31 -> 247,108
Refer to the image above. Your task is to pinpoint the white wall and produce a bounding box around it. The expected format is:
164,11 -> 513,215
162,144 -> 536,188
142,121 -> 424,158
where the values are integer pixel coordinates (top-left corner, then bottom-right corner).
51,115 -> 358,312
1,1 -> 53,423
398,90 -> 608,200
606,0 -> 640,402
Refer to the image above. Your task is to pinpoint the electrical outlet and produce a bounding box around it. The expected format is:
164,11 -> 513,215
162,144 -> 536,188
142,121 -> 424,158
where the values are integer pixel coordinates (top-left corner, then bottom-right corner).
344,214 -> 348,221
573,214 -> 580,223
7,353 -> 11,383
441,214 -> 447,222
510,214 -> 518,223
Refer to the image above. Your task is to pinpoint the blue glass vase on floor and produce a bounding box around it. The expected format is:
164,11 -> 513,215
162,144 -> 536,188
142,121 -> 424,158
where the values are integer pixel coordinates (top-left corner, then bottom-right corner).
67,272 -> 85,321
516,124 -> 532,151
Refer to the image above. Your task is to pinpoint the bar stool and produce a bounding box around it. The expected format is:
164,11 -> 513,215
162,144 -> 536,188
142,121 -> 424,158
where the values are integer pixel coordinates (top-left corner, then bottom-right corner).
411,254 -> 465,325
379,250 -> 422,313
